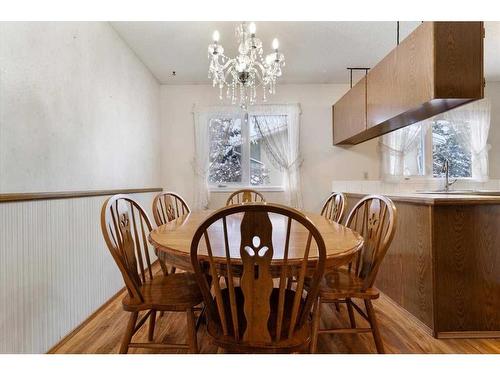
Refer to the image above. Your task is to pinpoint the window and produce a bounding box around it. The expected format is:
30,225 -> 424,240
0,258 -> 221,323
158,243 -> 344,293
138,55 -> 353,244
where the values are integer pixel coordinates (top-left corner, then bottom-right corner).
431,120 -> 471,178
208,113 -> 286,189
397,129 -> 426,177
382,99 -> 492,182
208,117 -> 243,185
398,120 -> 472,179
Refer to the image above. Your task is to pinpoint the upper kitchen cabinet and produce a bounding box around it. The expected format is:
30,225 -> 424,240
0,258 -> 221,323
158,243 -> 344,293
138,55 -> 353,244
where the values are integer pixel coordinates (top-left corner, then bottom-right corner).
332,76 -> 367,144
333,22 -> 484,145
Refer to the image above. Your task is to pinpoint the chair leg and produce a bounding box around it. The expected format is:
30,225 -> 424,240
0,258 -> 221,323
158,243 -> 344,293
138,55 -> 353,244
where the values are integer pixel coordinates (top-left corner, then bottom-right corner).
196,305 -> 206,330
171,266 -> 176,274
159,259 -> 169,276
186,308 -> 198,353
310,297 -> 321,354
158,259 -> 170,320
346,298 -> 356,328
334,302 -> 341,312
364,299 -> 385,354
119,311 -> 138,354
148,309 -> 157,341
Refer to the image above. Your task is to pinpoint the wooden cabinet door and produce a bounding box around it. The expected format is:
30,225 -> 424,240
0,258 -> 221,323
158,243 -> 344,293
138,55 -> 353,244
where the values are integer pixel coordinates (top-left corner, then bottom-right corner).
366,22 -> 483,133
333,76 -> 367,145
366,22 -> 434,129
434,22 -> 484,99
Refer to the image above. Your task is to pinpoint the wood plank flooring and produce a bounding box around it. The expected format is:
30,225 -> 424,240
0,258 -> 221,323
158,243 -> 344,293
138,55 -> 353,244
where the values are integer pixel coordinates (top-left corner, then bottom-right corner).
50,286 -> 500,354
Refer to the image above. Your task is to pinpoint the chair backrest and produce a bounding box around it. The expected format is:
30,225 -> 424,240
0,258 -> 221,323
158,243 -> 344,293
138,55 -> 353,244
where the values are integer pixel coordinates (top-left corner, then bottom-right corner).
320,192 -> 346,223
190,203 -> 326,347
226,189 -> 266,206
152,191 -> 190,226
100,194 -> 154,303
345,195 -> 397,290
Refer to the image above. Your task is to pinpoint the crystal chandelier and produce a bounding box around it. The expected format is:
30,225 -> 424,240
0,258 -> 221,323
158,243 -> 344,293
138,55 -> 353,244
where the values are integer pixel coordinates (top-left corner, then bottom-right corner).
208,22 -> 285,109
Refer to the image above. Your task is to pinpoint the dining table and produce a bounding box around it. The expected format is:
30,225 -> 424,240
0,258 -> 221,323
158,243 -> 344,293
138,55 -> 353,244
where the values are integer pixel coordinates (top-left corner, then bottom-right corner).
148,209 -> 364,275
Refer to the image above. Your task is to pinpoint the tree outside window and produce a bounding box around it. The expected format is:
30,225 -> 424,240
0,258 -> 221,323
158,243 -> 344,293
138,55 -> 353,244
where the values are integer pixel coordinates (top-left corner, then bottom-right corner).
431,120 -> 472,178
208,114 -> 284,188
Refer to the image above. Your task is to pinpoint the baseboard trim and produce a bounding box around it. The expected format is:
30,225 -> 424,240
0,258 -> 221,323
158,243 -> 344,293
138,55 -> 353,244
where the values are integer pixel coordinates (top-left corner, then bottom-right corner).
379,292 -> 436,338
437,331 -> 500,339
380,295 -> 500,339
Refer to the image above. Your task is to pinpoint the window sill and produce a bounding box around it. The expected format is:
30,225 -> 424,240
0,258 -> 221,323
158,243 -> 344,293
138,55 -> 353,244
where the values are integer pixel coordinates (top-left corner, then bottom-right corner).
209,186 -> 285,193
400,176 -> 477,181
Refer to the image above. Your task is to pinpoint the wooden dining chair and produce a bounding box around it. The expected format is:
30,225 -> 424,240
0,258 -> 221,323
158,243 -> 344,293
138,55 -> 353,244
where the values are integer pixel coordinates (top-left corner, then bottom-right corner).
320,192 -> 346,223
287,192 -> 345,292
190,203 -> 327,353
100,194 -> 203,353
318,192 -> 346,312
152,191 -> 191,226
310,195 -> 397,353
152,191 -> 191,275
225,189 -> 266,206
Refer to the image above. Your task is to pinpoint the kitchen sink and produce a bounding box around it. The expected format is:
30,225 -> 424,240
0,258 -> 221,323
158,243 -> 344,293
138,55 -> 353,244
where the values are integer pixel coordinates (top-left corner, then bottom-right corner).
416,190 -> 500,196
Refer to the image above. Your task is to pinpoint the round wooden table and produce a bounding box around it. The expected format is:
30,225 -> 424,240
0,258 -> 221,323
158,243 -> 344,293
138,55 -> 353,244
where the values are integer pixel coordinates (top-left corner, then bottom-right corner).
149,210 -> 364,273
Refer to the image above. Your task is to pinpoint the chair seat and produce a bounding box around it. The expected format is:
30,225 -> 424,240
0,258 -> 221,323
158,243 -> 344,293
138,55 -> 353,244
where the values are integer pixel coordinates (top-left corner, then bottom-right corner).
122,272 -> 203,312
317,268 -> 380,300
206,287 -> 312,353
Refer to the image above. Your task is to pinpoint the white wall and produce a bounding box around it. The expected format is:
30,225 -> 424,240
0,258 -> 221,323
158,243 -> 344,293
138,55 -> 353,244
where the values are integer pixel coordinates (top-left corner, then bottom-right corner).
0,22 -> 161,192
0,22 -> 162,353
160,84 -> 379,212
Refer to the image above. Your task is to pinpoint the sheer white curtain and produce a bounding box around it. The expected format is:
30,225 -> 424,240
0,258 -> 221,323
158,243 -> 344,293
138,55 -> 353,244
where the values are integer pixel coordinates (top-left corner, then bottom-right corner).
444,99 -> 491,181
192,105 -> 242,210
380,122 -> 428,181
249,104 -> 303,208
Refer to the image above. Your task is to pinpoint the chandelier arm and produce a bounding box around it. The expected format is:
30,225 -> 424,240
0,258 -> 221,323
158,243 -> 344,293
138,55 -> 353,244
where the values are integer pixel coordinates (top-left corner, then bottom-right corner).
220,57 -> 235,71
208,54 -> 230,70
241,66 -> 269,90
247,66 -> 263,82
224,61 -> 238,82
256,70 -> 265,84
253,61 -> 268,74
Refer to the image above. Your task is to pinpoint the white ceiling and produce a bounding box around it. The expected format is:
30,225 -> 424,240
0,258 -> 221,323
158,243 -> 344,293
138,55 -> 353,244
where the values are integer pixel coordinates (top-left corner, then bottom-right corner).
111,21 -> 500,85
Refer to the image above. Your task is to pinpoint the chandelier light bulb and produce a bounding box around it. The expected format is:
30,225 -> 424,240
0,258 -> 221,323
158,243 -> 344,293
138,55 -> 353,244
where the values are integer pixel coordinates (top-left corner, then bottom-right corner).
272,38 -> 279,50
249,22 -> 257,35
212,30 -> 220,42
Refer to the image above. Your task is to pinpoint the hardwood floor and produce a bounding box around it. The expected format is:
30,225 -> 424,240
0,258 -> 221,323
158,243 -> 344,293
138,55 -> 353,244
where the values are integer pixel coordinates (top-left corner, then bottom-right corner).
50,283 -> 500,354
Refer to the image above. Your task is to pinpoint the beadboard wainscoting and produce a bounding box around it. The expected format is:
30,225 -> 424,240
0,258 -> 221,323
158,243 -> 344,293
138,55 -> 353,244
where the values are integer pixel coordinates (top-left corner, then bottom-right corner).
0,191 -> 159,353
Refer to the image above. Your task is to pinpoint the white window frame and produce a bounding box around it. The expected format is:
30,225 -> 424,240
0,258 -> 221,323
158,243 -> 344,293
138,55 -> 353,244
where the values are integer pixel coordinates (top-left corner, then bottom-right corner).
208,112 -> 286,192
402,122 -> 474,181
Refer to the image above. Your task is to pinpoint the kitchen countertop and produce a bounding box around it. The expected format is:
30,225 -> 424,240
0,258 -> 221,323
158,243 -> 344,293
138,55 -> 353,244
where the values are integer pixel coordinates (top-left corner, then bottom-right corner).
344,192 -> 500,205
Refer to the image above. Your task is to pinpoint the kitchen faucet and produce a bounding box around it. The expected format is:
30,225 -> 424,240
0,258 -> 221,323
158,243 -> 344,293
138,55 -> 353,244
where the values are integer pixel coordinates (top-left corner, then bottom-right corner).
442,159 -> 457,192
